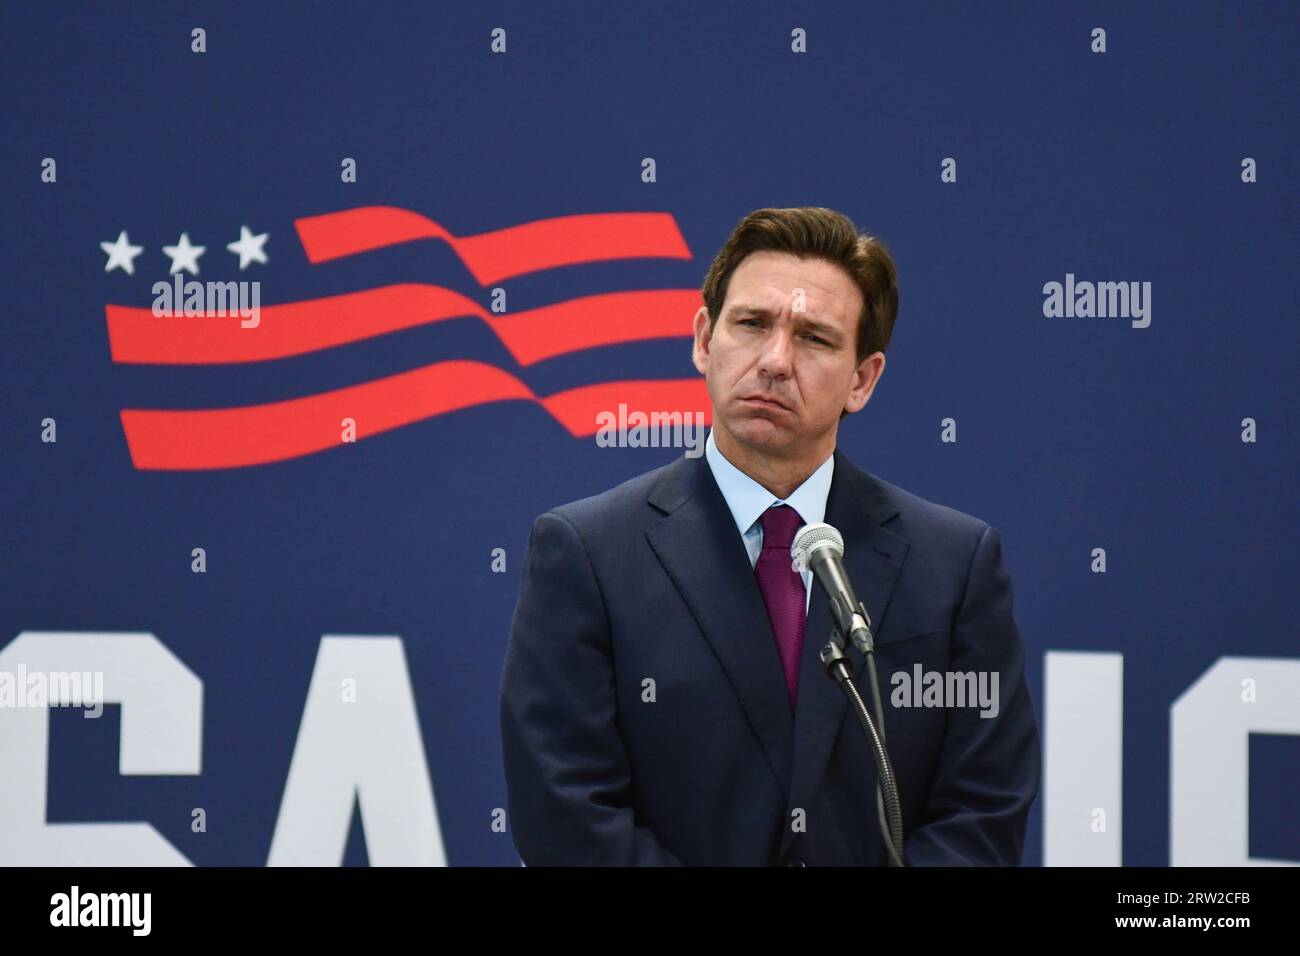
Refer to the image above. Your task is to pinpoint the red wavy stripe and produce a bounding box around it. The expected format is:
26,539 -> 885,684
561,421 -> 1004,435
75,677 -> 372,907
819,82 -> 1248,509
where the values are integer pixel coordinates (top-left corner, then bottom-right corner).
106,286 -> 701,367
119,363 -> 711,471
494,290 -> 699,366
540,379 -> 712,437
294,207 -> 692,283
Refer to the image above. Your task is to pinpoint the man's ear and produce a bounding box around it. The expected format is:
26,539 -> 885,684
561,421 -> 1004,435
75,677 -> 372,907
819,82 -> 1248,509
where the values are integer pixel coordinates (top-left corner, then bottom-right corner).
843,351 -> 886,414
691,306 -> 712,375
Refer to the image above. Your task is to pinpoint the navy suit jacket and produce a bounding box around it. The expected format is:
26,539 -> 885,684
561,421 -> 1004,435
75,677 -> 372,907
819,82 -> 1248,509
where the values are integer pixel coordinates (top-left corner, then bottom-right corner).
499,447 -> 1040,865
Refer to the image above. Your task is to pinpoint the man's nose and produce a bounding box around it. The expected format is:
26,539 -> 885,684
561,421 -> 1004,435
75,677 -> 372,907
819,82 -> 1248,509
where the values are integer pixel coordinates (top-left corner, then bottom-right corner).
757,326 -> 795,377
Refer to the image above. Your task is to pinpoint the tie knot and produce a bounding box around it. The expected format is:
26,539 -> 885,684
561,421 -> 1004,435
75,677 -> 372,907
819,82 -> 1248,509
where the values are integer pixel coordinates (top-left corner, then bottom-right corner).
759,503 -> 804,550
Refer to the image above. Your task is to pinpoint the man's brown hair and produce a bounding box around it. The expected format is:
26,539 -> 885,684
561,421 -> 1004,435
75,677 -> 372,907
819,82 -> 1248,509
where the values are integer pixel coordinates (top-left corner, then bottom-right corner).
700,206 -> 900,363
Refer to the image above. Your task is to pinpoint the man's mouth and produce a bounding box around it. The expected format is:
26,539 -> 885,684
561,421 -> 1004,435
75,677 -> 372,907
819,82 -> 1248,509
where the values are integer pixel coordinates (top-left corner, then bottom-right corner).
739,395 -> 790,412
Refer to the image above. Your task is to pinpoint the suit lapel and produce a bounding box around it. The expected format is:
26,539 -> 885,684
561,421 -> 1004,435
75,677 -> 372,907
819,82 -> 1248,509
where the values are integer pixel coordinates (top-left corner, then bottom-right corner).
779,449 -> 909,861
642,449 -> 911,859
645,455 -> 796,797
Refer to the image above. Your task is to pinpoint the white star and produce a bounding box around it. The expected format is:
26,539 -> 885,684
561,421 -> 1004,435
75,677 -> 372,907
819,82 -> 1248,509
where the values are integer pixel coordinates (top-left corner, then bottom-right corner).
226,225 -> 269,270
100,230 -> 144,275
162,233 -> 206,276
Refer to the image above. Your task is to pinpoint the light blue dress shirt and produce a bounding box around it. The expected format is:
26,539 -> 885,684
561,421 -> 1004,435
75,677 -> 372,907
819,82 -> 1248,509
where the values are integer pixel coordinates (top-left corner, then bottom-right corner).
703,429 -> 835,613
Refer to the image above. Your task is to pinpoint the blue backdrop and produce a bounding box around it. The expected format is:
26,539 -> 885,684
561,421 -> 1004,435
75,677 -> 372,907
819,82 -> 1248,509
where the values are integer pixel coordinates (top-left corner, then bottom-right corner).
2,0 -> 1296,866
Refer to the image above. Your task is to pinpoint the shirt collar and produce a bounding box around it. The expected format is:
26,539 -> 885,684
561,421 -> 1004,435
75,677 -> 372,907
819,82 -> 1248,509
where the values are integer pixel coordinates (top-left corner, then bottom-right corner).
704,429 -> 835,536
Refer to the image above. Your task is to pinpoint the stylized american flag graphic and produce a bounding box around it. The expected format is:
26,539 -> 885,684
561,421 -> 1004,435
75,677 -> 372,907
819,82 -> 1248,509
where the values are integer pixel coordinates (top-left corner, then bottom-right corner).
105,207 -> 712,470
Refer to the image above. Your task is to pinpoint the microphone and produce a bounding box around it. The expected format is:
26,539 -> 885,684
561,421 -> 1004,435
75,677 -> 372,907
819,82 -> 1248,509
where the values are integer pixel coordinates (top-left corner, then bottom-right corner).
793,521 -> 906,865
791,522 -> 875,654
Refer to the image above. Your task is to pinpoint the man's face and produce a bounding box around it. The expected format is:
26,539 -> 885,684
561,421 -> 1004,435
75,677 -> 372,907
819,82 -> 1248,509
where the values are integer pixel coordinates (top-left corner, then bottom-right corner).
692,250 -> 885,460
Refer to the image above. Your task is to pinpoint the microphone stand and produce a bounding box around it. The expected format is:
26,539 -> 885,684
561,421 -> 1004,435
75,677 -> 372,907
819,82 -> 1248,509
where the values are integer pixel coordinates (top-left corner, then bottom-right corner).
820,625 -> 905,866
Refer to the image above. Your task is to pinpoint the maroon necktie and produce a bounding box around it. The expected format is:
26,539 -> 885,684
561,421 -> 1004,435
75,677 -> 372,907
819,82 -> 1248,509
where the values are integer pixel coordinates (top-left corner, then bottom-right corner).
754,504 -> 806,708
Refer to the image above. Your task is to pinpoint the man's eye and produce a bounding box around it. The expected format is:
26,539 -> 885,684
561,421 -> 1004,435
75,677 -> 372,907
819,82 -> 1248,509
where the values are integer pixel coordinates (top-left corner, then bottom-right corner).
803,333 -> 828,345
739,318 -> 761,327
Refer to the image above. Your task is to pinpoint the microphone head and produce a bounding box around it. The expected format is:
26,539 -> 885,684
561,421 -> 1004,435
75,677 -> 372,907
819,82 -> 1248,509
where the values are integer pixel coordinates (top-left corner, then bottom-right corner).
791,522 -> 844,572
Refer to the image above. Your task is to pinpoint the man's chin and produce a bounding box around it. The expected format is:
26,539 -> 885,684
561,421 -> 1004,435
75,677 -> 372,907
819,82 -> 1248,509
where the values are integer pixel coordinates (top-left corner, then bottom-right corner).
723,415 -> 798,453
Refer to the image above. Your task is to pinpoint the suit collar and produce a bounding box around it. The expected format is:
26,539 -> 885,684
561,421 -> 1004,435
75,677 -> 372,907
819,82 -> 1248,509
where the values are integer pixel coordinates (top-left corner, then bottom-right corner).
647,445 -> 899,526
703,429 -> 835,535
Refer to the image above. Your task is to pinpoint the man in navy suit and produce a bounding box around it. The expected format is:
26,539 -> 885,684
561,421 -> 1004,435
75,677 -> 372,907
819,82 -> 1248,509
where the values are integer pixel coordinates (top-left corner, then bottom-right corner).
499,207 -> 1040,865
